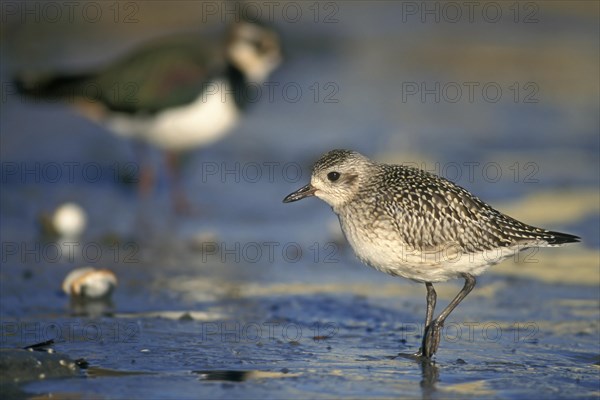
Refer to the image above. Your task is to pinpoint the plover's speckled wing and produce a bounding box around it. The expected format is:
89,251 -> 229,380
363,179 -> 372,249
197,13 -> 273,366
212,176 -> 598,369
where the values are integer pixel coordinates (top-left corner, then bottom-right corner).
363,164 -> 580,253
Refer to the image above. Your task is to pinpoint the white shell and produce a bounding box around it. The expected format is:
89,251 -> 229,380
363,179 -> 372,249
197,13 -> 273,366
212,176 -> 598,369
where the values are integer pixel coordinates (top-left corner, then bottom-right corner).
52,203 -> 87,238
62,267 -> 117,299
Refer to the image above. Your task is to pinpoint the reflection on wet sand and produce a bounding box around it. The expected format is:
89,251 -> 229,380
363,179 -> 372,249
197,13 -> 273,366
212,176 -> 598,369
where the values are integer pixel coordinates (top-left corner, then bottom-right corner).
193,369 -> 300,381
419,360 -> 439,400
69,297 -> 115,318
394,353 -> 441,400
1,1 -> 597,399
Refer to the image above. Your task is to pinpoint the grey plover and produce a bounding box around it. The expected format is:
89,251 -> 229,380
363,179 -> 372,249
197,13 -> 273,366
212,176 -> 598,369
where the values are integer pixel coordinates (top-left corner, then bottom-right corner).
16,20 -> 281,210
283,149 -> 580,358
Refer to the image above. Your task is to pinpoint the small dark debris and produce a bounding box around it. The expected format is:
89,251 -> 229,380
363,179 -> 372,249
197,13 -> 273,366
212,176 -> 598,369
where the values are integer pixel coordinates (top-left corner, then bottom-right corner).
193,370 -> 249,382
23,339 -> 54,352
455,358 -> 467,365
179,312 -> 194,321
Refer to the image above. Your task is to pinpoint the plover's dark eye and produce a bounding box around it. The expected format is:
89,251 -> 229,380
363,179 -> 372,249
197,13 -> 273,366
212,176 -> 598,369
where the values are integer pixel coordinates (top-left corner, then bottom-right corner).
327,171 -> 340,182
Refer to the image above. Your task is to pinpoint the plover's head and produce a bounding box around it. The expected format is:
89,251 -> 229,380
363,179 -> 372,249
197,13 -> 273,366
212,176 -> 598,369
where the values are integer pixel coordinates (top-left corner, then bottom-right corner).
226,20 -> 282,83
283,149 -> 373,209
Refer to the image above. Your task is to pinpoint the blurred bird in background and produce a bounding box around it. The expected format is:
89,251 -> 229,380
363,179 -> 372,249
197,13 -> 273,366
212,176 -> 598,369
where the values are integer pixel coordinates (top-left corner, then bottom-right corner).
15,19 -> 282,212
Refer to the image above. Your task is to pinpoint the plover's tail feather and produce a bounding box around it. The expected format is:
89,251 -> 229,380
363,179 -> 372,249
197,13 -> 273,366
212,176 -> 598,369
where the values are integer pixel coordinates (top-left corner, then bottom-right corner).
543,231 -> 581,246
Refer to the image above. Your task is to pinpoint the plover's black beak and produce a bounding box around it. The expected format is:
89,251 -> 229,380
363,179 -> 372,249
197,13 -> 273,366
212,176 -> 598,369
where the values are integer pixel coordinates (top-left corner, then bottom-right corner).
283,184 -> 316,203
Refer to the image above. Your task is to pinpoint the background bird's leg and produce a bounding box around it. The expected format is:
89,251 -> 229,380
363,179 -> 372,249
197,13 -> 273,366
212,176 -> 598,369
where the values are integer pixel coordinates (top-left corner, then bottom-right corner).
422,274 -> 476,358
134,141 -> 155,199
416,282 -> 437,357
165,150 -> 191,214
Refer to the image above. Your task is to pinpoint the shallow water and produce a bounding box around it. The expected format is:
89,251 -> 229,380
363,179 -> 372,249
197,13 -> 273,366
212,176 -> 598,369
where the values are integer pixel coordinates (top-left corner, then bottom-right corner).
1,1 -> 599,399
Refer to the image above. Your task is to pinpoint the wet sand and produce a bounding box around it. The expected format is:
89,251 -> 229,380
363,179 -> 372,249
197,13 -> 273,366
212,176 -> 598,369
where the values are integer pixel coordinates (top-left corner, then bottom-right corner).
1,1 -> 598,399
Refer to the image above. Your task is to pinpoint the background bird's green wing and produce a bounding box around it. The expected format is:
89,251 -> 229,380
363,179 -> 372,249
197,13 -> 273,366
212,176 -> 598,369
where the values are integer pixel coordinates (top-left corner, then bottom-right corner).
95,36 -> 223,113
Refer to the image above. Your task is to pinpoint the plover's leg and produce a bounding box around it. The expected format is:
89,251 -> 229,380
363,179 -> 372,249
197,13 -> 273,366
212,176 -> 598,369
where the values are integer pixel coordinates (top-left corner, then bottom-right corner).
415,282 -> 437,357
422,274 -> 476,358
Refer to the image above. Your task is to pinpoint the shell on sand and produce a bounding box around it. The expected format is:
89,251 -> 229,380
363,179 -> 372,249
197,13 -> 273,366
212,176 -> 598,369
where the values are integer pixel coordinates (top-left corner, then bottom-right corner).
52,203 -> 87,238
62,267 -> 117,299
